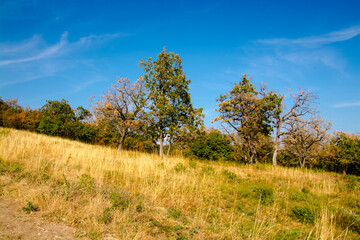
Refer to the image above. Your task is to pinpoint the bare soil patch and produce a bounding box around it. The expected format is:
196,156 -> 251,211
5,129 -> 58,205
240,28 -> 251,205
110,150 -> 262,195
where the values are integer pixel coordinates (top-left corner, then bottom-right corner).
0,197 -> 79,240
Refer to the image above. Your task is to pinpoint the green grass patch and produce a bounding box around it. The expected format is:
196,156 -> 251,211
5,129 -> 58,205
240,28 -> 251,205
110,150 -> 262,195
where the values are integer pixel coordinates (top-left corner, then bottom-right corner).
291,206 -> 316,224
253,184 -> 274,205
22,201 -> 39,214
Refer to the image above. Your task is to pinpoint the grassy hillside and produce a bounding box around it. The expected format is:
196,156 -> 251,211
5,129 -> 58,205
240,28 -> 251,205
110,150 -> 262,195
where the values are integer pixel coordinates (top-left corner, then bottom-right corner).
0,127 -> 359,239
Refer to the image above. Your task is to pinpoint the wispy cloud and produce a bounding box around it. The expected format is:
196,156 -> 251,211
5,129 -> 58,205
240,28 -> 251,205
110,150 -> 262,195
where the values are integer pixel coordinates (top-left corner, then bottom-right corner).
0,31 -> 125,67
257,26 -> 360,47
0,31 -> 127,91
232,26 -> 360,86
0,32 -> 68,66
333,101 -> 360,108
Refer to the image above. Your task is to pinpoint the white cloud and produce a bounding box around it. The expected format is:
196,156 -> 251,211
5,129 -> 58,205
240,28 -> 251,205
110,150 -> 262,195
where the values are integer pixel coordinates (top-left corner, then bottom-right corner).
0,32 -> 68,66
333,101 -> 360,108
0,31 -> 125,67
0,31 -> 127,95
257,26 -> 360,47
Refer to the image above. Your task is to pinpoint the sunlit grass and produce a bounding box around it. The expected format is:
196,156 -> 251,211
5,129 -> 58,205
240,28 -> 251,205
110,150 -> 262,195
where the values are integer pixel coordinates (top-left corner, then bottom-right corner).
0,127 -> 359,239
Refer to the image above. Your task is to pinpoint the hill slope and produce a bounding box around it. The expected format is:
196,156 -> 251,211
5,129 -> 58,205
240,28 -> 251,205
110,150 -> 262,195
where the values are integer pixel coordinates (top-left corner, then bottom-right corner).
0,127 -> 359,239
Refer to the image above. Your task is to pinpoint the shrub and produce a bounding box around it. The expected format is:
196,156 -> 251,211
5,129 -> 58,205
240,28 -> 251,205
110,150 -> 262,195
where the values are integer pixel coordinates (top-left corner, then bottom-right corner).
336,209 -> 360,234
291,206 -> 316,224
201,166 -> 215,175
108,192 -> 131,210
188,160 -> 197,169
98,207 -> 112,224
190,131 -> 234,161
174,163 -> 187,173
77,174 -> 95,193
253,185 -> 274,205
22,201 -> 39,214
168,208 -> 182,219
222,170 -> 238,181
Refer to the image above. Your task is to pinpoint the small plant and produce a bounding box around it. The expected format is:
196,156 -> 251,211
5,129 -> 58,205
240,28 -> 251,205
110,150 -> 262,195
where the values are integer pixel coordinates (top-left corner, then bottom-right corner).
274,229 -> 305,240
291,206 -> 316,224
77,174 -> 95,193
98,207 -> 112,224
188,160 -> 197,168
108,192 -> 131,210
173,225 -> 183,231
22,201 -> 39,214
176,233 -> 188,240
201,166 -> 215,175
344,176 -> 358,192
136,200 -> 144,212
335,209 -> 360,234
222,169 -> 238,181
174,163 -> 187,173
253,185 -> 274,205
301,187 -> 310,194
168,208 -> 182,219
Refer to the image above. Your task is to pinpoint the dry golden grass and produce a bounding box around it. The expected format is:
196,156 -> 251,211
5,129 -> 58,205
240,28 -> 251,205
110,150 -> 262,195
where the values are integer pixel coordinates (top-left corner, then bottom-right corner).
0,127 -> 359,239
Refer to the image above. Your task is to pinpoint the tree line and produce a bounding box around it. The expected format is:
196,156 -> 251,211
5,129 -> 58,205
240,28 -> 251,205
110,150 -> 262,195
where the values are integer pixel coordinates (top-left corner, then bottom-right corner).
1,48 -> 359,175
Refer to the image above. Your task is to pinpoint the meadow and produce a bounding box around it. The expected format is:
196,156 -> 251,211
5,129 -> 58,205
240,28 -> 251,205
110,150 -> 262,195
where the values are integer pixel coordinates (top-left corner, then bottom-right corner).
0,127 -> 359,239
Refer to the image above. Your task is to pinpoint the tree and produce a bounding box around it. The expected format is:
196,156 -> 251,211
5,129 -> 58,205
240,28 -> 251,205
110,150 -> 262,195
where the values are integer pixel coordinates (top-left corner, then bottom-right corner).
190,129 -> 234,161
38,99 -> 75,136
282,115 -> 330,168
271,89 -> 318,167
214,74 -> 276,165
139,48 -> 203,156
327,132 -> 360,175
93,77 -> 147,151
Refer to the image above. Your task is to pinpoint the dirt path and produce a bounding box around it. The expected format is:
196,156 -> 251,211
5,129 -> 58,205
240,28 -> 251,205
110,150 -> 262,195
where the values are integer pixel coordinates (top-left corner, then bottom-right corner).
0,197 -> 80,240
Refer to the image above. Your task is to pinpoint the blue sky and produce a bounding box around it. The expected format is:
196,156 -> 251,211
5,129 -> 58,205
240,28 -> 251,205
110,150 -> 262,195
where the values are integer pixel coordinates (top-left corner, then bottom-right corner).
0,0 -> 359,133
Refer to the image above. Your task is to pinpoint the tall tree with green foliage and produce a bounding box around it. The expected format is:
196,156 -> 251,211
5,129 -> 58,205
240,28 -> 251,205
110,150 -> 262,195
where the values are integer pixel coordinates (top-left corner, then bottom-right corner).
214,74 -> 276,165
140,48 -> 203,156
38,99 -> 75,136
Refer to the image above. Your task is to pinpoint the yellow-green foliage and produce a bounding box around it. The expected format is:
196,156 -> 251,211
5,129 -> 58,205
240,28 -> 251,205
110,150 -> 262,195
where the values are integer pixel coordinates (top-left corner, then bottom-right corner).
0,127 -> 359,239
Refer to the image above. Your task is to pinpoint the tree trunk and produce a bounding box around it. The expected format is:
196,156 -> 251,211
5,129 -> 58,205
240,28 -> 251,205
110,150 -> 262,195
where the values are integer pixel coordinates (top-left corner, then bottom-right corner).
159,134 -> 164,157
167,142 -> 172,156
249,145 -> 255,166
250,154 -> 254,166
117,132 -> 126,152
300,158 -> 306,168
272,147 -> 278,167
272,118 -> 282,167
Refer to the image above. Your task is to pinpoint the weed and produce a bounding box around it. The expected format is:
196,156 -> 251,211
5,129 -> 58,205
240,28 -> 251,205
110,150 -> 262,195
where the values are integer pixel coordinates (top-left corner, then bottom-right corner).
222,169 -> 238,181
289,191 -> 308,202
201,166 -> 215,175
98,207 -> 112,224
108,192 -> 131,210
188,160 -> 197,168
173,225 -> 183,231
291,207 -> 316,224
274,229 -> 306,240
136,201 -> 144,212
189,228 -> 198,234
253,185 -> 274,205
343,175 -> 359,192
176,233 -> 188,240
77,174 -> 95,193
301,187 -> 310,194
174,163 -> 187,173
0,158 -> 23,174
335,209 -> 360,234
168,208 -> 182,219
22,201 -> 39,214
88,229 -> 101,240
